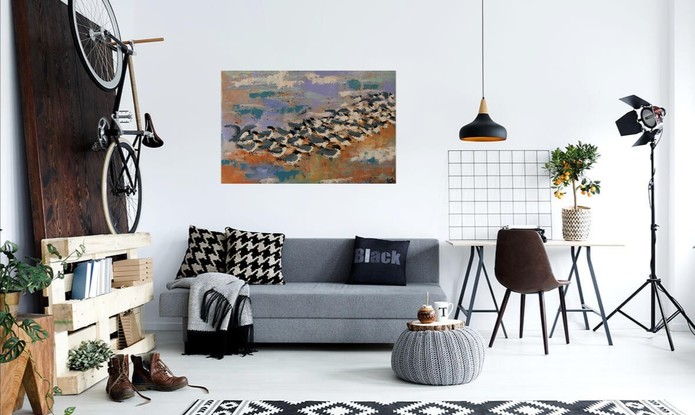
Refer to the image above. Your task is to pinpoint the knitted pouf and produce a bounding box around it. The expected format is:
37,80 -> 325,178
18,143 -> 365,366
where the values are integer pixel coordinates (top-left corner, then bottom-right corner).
391,327 -> 485,385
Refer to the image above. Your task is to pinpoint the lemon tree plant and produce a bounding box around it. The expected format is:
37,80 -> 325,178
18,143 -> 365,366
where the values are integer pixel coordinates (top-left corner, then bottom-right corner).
544,141 -> 601,209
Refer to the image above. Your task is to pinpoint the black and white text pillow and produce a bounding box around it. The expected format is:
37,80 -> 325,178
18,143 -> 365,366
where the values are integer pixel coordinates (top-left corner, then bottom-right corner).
225,227 -> 285,285
176,225 -> 227,278
348,236 -> 410,285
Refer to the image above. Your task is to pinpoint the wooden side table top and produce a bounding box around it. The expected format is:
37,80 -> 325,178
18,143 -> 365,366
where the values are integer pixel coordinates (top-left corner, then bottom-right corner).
407,320 -> 464,331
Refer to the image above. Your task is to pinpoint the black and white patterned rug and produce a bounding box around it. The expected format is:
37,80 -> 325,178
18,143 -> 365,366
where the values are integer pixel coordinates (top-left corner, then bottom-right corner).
182,400 -> 685,415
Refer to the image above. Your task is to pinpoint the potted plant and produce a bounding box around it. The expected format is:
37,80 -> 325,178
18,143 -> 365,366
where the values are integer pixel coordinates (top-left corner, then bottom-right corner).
1,239 -> 83,363
544,141 -> 601,240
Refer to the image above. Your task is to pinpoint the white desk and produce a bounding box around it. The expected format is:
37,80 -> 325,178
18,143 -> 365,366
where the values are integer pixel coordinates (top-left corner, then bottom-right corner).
447,239 -> 623,345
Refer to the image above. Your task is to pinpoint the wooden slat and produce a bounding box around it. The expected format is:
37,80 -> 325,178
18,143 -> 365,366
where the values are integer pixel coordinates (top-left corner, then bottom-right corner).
42,233 -> 151,264
66,317 -> 119,349
52,283 -> 154,332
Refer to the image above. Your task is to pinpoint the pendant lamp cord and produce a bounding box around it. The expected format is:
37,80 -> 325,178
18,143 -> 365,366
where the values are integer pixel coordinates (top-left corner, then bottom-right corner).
481,0 -> 485,99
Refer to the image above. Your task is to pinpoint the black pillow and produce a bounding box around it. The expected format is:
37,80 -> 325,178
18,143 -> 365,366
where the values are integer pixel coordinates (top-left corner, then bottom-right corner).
348,236 -> 410,285
225,227 -> 286,285
176,225 -> 227,278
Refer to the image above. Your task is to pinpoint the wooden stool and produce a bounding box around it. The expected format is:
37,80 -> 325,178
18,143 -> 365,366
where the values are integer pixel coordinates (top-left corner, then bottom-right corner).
0,314 -> 55,415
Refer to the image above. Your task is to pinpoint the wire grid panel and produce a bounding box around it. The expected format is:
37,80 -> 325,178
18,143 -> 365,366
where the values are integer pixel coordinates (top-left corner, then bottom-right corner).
448,150 -> 553,240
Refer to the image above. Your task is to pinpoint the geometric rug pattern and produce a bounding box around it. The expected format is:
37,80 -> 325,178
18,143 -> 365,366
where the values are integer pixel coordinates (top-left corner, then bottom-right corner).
183,400 -> 686,415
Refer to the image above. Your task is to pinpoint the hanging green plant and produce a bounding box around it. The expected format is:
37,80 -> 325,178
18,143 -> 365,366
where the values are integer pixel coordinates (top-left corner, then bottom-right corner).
67,340 -> 114,371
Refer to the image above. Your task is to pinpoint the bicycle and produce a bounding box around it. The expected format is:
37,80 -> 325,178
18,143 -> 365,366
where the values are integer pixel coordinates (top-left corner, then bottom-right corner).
68,0 -> 164,234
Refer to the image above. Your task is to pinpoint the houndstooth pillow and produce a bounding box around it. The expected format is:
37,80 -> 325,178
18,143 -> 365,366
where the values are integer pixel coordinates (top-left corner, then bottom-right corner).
176,225 -> 227,278
225,227 -> 285,285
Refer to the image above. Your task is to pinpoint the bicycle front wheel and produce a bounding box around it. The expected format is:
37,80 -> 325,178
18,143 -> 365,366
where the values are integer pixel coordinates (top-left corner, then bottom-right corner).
69,0 -> 123,91
102,140 -> 142,234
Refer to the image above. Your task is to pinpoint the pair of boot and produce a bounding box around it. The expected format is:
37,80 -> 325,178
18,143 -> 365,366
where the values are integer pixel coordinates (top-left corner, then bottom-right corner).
106,352 -> 189,403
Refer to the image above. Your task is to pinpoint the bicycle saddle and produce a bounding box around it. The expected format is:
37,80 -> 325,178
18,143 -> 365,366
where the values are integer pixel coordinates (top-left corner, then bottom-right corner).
143,113 -> 164,148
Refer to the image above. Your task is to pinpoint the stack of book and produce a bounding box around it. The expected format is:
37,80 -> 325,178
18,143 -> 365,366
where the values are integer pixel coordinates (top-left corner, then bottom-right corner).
70,258 -> 113,300
111,258 -> 153,288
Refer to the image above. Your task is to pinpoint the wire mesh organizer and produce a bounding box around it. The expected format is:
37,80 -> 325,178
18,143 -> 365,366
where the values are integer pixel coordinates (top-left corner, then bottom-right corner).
448,150 -> 553,240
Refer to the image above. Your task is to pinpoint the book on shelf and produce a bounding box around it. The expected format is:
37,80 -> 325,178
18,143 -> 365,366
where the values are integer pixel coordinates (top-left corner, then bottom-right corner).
72,257 -> 114,300
87,259 -> 99,298
71,260 -> 92,300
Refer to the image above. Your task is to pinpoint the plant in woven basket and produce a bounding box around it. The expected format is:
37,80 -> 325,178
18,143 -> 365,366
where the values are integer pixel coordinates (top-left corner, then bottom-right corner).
67,339 -> 114,371
544,141 -> 601,209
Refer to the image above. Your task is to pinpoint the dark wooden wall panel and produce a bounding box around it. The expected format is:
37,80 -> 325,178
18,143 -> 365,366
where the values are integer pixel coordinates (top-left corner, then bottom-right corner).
12,0 -> 114,249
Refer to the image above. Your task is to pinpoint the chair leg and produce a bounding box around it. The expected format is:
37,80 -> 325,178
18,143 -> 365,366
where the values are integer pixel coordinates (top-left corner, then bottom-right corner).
519,294 -> 526,338
489,289 -> 511,348
559,287 -> 570,344
538,292 -> 549,355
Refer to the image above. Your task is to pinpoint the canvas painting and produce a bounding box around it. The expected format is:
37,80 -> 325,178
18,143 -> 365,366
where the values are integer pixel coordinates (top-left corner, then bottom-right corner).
221,71 -> 396,184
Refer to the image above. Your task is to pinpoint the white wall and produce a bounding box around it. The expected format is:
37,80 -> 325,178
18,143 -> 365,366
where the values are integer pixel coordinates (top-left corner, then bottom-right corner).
2,1 -> 692,336
670,0 -> 695,330
0,1 -> 32,253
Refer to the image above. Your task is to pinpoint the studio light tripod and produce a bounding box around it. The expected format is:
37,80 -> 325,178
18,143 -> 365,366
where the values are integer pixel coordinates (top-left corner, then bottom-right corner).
593,137 -> 695,350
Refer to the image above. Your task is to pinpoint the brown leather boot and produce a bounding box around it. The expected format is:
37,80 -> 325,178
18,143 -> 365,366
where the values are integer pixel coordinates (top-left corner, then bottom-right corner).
106,355 -> 135,401
131,352 -> 188,391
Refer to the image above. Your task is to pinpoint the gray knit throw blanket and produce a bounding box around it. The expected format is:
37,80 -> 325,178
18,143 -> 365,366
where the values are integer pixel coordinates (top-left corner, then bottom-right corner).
167,272 -> 253,358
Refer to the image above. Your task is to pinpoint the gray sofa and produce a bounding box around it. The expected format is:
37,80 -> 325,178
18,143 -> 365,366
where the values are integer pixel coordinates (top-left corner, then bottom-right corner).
159,238 -> 445,343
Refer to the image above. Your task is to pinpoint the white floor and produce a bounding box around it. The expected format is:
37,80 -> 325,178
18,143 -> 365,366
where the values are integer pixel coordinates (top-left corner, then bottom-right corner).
24,327 -> 695,415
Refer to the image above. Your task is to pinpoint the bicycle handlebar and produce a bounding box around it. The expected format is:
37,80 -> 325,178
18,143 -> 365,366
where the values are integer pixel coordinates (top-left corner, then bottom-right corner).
126,37 -> 165,45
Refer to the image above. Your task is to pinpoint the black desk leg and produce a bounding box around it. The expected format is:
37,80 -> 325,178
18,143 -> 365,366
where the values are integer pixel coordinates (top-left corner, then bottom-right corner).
586,247 -> 613,346
454,246 -> 507,338
571,247 -> 591,330
454,246 -> 476,320
551,246 -> 588,336
550,246 -> 613,346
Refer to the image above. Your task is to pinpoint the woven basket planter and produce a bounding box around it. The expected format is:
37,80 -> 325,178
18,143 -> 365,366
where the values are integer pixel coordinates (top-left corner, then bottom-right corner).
561,206 -> 591,241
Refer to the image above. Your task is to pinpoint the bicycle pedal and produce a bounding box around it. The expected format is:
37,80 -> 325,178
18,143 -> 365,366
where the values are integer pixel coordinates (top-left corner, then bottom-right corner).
115,110 -> 133,123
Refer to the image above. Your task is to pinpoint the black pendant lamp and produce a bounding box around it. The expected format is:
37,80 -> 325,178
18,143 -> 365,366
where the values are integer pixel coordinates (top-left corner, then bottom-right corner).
459,0 -> 507,142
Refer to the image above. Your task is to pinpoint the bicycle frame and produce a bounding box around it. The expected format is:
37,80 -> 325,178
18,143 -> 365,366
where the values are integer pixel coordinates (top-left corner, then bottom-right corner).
102,34 -> 163,187
107,34 -> 162,144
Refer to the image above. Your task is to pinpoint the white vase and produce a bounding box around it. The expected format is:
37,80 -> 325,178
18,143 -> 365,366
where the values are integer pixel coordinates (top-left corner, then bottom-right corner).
561,206 -> 591,241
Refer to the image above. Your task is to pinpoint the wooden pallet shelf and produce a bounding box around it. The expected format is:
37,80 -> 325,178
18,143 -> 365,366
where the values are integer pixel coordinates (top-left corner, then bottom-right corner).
42,233 -> 156,395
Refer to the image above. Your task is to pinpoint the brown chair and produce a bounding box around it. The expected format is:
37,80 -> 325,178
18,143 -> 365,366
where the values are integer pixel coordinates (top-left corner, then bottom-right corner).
489,229 -> 570,354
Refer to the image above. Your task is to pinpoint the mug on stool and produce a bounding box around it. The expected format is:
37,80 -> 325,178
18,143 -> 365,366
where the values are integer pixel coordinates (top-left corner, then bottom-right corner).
434,301 -> 454,322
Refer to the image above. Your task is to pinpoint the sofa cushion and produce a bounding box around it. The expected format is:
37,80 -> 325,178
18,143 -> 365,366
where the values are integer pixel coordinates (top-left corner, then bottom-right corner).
348,236 -> 410,286
176,225 -> 226,278
248,282 -> 446,319
225,227 -> 285,285
160,283 -> 447,320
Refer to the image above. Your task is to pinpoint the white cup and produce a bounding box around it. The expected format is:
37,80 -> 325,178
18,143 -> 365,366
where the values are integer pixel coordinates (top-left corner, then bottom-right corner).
434,301 -> 454,322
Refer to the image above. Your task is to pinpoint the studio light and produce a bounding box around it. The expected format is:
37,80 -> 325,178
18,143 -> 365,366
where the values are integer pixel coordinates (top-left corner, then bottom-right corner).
615,95 -> 666,147
598,94 -> 695,351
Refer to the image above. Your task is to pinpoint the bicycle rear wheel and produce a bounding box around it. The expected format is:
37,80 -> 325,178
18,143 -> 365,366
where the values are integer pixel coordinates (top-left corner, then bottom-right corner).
69,0 -> 123,91
102,140 -> 142,234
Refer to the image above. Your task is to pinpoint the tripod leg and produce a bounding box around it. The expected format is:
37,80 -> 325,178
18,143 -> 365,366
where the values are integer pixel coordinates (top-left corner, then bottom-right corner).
653,284 -> 675,351
655,281 -> 695,330
593,280 -> 650,331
